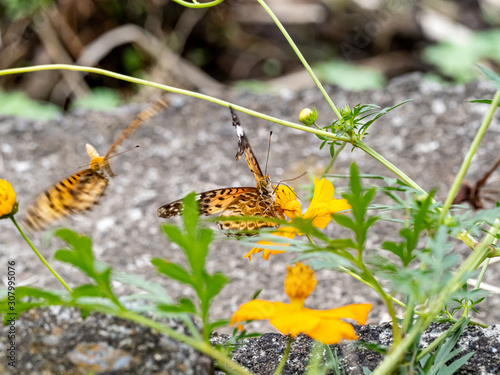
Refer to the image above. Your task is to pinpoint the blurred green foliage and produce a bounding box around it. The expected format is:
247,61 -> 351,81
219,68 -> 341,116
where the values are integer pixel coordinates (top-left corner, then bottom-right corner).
423,30 -> 500,83
314,61 -> 386,90
0,90 -> 61,119
70,88 -> 121,111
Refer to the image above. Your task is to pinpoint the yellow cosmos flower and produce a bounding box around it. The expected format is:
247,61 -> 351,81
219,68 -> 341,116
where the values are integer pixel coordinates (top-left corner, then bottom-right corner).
243,178 -> 350,260
230,262 -> 372,345
0,179 -> 17,218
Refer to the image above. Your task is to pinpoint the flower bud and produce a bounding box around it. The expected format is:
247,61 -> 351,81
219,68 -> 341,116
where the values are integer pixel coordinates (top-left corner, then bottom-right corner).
340,104 -> 351,117
299,108 -> 317,126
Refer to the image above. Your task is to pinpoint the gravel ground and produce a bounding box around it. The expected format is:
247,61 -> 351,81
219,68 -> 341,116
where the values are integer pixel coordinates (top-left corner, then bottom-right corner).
1,73 -> 500,334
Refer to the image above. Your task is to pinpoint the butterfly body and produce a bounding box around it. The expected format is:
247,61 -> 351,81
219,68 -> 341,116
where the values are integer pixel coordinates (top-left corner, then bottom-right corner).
157,107 -> 284,236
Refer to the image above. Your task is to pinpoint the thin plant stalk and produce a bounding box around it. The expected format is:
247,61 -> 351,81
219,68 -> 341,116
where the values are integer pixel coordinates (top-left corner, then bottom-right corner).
439,88 -> 500,224
255,0 -> 342,121
273,335 -> 293,375
0,65 -> 348,143
171,0 -> 225,8
10,216 -> 73,293
321,142 -> 346,178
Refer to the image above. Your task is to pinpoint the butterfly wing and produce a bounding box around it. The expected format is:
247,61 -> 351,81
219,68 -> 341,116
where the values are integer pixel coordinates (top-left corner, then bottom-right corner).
157,187 -> 258,218
230,107 -> 265,185
216,190 -> 284,234
104,96 -> 170,159
23,169 -> 108,231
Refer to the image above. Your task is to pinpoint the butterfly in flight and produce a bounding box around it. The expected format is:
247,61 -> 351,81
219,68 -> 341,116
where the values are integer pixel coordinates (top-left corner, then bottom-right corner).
23,96 -> 170,231
157,107 -> 285,236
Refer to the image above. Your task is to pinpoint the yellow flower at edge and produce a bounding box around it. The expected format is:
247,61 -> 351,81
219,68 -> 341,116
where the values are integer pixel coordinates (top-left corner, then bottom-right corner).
230,262 -> 372,345
0,179 -> 17,218
243,178 -> 351,261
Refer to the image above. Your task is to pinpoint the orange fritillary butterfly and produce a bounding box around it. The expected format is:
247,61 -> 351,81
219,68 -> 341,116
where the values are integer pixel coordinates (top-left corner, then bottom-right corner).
23,96 -> 170,231
157,107 -> 285,235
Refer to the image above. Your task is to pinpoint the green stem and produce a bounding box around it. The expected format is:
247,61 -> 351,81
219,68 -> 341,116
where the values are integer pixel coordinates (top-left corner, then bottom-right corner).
273,335 -> 293,375
474,258 -> 490,290
372,219 -> 500,374
255,0 -> 342,121
439,88 -> 500,224
0,64 -> 350,143
338,266 -> 405,308
321,142 -> 346,178
117,310 -> 253,375
10,216 -> 73,293
357,261 -> 401,346
172,0 -> 225,8
354,140 -> 426,194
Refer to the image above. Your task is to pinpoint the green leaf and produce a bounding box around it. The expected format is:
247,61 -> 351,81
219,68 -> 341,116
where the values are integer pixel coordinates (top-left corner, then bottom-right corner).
331,214 -> 356,231
152,259 -> 194,287
205,273 -> 229,301
161,224 -> 188,249
182,192 -> 200,238
159,297 -> 197,314
209,319 -> 230,331
468,99 -> 500,106
0,287 -> 65,323
113,273 -> 172,304
477,64 -> 500,87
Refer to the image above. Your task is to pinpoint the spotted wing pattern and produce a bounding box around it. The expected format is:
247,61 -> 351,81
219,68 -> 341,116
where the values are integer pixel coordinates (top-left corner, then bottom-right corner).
157,107 -> 284,236
23,169 -> 108,231
23,97 -> 169,231
158,187 -> 255,217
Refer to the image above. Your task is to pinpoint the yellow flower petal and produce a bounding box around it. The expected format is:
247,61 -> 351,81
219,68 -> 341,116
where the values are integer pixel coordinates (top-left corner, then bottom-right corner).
303,316 -> 359,344
0,179 -> 16,217
243,246 -> 287,261
230,300 -> 290,324
303,178 -> 351,229
270,310 -> 321,337
245,227 -> 297,260
269,303 -> 372,344
306,303 -> 372,325
275,185 -> 302,219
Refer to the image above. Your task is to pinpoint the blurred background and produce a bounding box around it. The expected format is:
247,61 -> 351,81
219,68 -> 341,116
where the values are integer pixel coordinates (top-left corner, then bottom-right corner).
1,0 -> 500,116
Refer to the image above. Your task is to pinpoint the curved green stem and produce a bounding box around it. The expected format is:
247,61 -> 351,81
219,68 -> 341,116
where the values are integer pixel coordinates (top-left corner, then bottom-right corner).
439,88 -> 500,224
255,0 -> 342,121
172,0 -> 225,8
354,140 -> 426,194
10,216 -> 73,293
0,65 -> 350,143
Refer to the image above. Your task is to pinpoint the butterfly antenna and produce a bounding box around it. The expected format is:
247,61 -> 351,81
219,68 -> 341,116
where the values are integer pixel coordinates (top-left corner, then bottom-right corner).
271,172 -> 307,198
265,131 -> 272,176
76,145 -> 140,169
